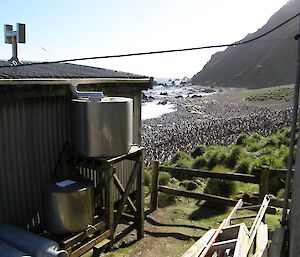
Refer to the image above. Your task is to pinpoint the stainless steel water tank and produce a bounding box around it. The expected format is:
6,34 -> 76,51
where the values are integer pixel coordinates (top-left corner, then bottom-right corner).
71,97 -> 133,157
42,179 -> 94,234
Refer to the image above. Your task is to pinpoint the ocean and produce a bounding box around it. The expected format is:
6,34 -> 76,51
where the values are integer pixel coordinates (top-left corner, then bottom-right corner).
141,85 -> 215,120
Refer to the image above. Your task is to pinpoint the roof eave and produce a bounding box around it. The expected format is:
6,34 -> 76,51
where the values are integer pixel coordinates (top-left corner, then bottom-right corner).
0,77 -> 153,87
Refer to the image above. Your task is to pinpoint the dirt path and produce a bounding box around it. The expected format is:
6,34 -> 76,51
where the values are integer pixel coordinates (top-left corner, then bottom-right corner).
96,196 -> 281,257
99,198 -> 212,257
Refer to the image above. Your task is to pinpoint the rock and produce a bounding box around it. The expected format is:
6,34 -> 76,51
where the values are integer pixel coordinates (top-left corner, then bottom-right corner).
191,94 -> 202,98
186,181 -> 198,191
160,92 -> 168,96
158,100 -> 168,105
175,95 -> 183,98
194,179 -> 204,186
202,88 -> 216,94
241,192 -> 252,203
142,92 -> 148,100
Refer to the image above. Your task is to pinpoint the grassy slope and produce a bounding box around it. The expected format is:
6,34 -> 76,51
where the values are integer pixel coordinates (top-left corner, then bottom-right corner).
102,85 -> 291,256
242,84 -> 294,102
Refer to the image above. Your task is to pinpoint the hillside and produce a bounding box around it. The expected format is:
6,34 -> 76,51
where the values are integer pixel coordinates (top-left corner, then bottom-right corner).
191,0 -> 300,88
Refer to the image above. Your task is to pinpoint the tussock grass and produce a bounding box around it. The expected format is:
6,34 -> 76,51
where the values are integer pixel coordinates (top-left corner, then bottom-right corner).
158,125 -> 295,199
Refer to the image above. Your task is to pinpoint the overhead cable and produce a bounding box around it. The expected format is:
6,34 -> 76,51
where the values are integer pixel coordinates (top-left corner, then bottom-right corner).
0,11 -> 300,69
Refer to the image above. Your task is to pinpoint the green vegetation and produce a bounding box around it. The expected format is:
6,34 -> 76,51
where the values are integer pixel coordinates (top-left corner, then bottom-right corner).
192,156 -> 207,169
141,125 -> 293,237
136,127 -> 292,257
191,127 -> 292,173
190,144 -> 206,158
144,168 -> 152,186
158,172 -> 172,185
170,151 -> 192,168
243,85 -> 294,102
155,126 -> 294,199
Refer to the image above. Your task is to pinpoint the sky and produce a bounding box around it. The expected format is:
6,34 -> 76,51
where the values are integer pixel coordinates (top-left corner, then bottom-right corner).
0,0 -> 290,79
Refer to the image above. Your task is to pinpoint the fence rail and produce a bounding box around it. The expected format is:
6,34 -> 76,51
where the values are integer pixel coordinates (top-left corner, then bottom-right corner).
150,161 -> 291,212
159,166 -> 258,183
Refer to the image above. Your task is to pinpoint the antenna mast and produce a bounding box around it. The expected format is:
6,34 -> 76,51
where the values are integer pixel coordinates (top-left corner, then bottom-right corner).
4,23 -> 26,65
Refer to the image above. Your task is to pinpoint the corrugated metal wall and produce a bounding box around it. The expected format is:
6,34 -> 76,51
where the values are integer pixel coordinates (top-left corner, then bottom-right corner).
0,88 -> 70,229
0,85 -> 138,229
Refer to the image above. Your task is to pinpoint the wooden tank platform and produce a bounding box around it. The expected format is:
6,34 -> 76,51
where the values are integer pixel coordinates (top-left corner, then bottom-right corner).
54,146 -> 145,256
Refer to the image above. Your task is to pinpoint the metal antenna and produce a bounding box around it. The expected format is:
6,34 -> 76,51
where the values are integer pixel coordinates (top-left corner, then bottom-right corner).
4,23 -> 26,65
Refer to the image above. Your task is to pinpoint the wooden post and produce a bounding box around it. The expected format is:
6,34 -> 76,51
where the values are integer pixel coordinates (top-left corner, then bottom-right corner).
136,149 -> 145,239
105,163 -> 114,249
259,167 -> 270,203
150,160 -> 159,212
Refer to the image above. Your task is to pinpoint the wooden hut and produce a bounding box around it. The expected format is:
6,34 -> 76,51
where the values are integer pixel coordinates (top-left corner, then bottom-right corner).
0,60 -> 153,254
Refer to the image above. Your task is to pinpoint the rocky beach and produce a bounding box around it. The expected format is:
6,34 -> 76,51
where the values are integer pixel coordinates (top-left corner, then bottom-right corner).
141,86 -> 293,165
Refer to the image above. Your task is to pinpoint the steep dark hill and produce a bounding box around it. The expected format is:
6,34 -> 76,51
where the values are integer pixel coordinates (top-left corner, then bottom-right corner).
192,0 -> 300,88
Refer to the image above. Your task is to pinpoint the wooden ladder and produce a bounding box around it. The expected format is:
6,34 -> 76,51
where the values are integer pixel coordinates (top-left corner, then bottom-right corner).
182,195 -> 270,257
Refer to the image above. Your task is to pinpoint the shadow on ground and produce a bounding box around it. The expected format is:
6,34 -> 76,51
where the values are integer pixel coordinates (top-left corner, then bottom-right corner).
189,201 -> 228,220
145,216 -> 209,231
157,193 -> 176,208
145,230 -> 199,241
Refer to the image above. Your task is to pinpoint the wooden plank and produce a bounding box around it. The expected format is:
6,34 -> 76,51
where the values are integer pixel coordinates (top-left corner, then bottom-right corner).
105,164 -> 114,249
159,186 -> 239,206
114,223 -> 136,244
70,230 -> 110,257
210,239 -> 237,252
62,220 -> 106,249
268,227 -> 286,257
150,160 -> 159,212
136,149 -> 145,239
238,205 -> 264,210
113,174 -> 137,213
182,229 -> 216,257
253,166 -> 294,177
246,195 -> 270,254
113,162 -> 140,232
233,224 -> 249,257
230,215 -> 257,221
253,222 -> 268,257
249,195 -> 270,236
237,204 -> 277,215
203,200 -> 244,257
259,168 -> 270,203
270,197 -> 291,209
218,224 -> 241,241
245,196 -> 291,209
159,166 -> 258,183
199,219 -> 228,257
93,238 -> 110,250
224,199 -> 244,227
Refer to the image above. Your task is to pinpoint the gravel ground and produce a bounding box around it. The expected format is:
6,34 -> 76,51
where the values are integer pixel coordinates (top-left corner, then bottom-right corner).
142,91 -> 293,165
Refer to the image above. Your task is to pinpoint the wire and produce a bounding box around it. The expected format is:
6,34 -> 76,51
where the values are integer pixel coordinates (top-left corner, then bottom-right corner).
1,11 -> 300,69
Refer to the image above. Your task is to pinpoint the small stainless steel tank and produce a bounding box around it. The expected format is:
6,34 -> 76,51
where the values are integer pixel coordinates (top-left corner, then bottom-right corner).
71,97 -> 133,157
42,179 -> 94,235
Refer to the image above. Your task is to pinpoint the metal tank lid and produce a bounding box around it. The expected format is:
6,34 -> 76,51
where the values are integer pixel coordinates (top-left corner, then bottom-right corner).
42,179 -> 93,193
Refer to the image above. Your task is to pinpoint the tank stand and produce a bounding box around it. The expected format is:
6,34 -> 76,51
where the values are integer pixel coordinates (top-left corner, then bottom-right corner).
64,146 -> 144,255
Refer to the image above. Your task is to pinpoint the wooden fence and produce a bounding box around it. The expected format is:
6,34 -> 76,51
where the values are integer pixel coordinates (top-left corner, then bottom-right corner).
150,161 -> 291,212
